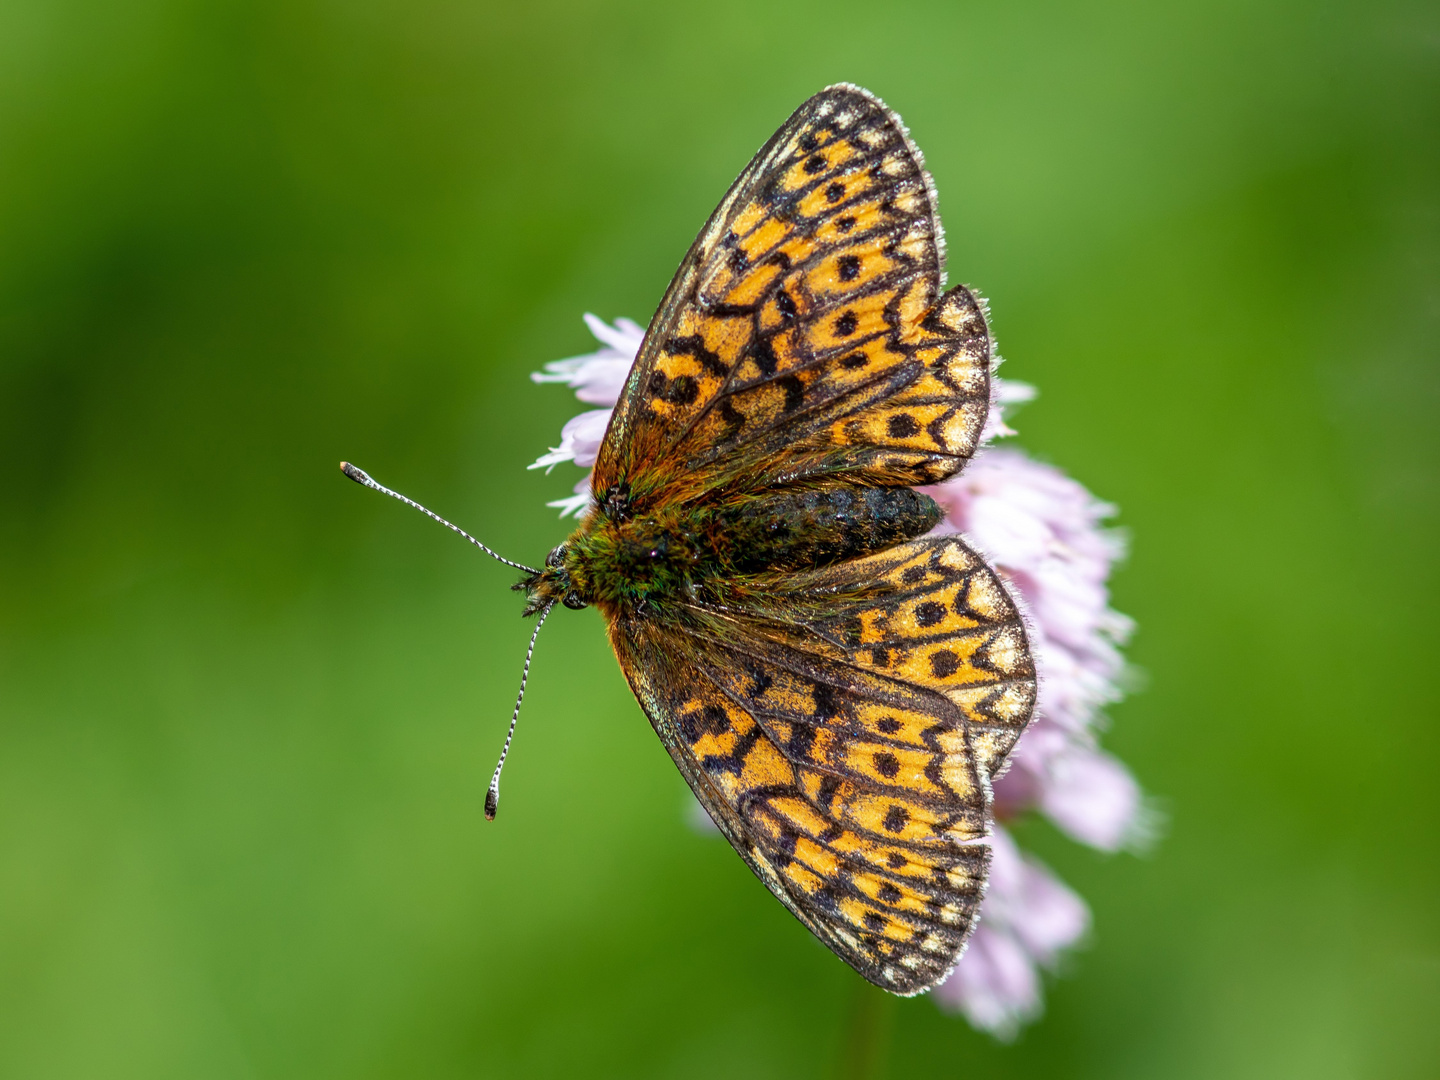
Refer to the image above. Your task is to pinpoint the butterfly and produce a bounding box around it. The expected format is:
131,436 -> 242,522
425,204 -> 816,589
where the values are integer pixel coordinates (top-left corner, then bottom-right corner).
345,84 -> 1035,995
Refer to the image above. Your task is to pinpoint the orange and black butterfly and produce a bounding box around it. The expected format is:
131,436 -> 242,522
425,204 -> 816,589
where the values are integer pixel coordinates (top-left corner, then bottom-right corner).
344,84 -> 1035,995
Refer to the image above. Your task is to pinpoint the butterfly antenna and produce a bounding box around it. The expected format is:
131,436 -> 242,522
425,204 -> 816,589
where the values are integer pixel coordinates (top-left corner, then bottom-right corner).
340,462 -> 539,575
485,600 -> 553,820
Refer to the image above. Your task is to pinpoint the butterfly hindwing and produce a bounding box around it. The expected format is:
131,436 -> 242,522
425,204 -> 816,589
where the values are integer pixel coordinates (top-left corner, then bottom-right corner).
594,84 -> 990,503
611,615 -> 988,995
606,534 -> 1033,994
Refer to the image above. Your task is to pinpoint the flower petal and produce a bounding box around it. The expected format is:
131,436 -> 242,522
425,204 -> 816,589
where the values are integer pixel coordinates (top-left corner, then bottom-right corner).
1038,744 -> 1146,852
582,312 -> 645,354
530,315 -> 645,407
529,408 -> 613,471
924,444 -> 1143,851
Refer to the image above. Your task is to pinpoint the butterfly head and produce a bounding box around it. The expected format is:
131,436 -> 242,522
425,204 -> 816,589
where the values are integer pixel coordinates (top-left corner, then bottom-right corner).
516,542 -> 589,615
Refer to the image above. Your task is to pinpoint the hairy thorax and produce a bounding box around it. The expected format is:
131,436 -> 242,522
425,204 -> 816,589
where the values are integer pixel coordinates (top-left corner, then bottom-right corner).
521,481 -> 941,618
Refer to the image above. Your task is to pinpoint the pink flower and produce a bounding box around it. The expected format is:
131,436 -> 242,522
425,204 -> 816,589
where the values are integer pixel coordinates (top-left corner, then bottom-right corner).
532,315 -> 1146,1035
930,827 -> 1089,1038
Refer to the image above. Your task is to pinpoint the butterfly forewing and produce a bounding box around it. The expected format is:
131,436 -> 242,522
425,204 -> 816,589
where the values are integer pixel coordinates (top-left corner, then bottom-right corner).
595,85 -> 991,503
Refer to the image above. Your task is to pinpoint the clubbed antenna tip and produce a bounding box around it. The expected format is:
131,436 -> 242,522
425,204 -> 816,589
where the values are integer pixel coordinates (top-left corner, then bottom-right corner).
337,460 -> 540,575
482,600 -> 554,823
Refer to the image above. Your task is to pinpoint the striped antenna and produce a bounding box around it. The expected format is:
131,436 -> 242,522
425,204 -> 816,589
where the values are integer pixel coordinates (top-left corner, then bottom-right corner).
341,460 -> 553,820
485,600 -> 553,820
340,462 -> 539,574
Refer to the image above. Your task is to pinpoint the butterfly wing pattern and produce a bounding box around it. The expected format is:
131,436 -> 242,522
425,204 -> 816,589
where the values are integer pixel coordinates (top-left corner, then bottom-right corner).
572,85 -> 1036,995
594,84 -> 992,502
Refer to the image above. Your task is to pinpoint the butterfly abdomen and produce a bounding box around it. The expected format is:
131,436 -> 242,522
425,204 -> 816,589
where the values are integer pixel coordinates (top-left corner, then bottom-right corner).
718,486 -> 940,573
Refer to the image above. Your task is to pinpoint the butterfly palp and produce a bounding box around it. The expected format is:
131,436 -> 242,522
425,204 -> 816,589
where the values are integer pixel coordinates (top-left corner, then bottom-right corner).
516,541 -> 589,614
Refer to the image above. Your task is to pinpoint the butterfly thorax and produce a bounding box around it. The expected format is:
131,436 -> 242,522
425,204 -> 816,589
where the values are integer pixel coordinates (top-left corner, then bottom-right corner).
519,481 -> 941,618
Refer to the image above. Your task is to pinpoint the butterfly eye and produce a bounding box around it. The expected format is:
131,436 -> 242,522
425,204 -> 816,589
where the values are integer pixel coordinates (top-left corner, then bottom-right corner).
562,591 -> 587,611
546,544 -> 567,569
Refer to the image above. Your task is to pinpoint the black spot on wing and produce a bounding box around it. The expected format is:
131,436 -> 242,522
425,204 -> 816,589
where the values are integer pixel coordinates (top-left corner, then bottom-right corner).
748,337 -> 781,378
778,375 -> 805,413
886,413 -> 920,438
680,703 -> 729,743
915,601 -> 945,627
882,805 -> 909,833
649,371 -> 700,406
929,650 -> 959,678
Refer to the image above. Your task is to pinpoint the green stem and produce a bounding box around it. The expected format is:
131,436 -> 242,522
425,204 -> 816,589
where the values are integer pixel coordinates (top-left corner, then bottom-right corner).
837,981 -> 894,1080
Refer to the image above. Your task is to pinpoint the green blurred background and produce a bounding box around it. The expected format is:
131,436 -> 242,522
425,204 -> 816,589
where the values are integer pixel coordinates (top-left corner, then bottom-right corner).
2,0 -> 1436,1076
